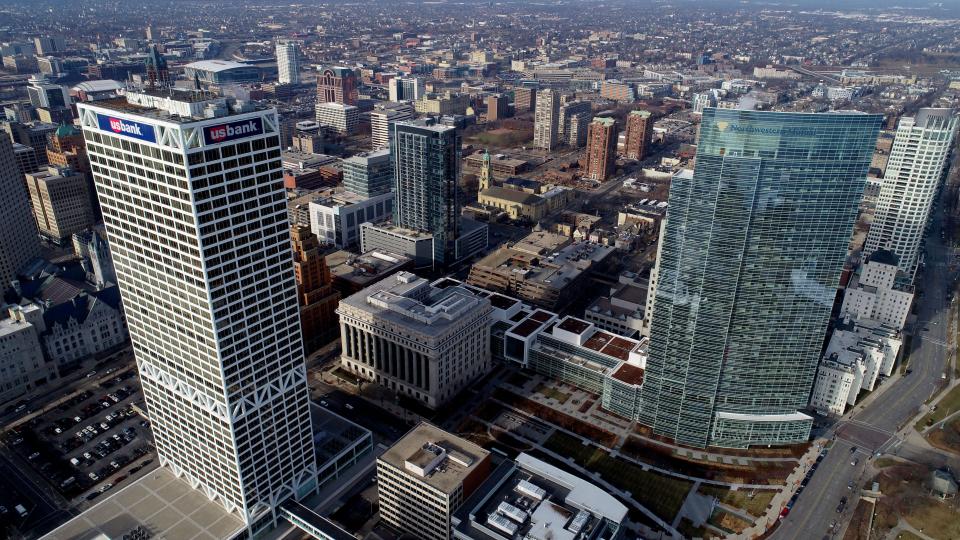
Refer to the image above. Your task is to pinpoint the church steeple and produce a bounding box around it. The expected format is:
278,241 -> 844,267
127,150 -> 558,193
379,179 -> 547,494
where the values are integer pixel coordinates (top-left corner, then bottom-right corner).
479,148 -> 493,191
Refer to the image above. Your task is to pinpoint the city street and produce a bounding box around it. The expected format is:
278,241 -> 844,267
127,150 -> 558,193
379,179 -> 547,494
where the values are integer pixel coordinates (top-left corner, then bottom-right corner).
773,199 -> 957,540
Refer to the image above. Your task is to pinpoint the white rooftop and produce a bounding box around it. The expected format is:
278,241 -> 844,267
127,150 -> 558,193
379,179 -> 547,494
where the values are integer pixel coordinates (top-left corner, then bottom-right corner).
184,60 -> 252,73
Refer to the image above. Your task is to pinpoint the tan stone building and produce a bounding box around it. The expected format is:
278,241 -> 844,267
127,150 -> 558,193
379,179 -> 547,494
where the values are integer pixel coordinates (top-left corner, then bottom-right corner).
337,272 -> 492,408
377,422 -> 491,540
25,165 -> 93,243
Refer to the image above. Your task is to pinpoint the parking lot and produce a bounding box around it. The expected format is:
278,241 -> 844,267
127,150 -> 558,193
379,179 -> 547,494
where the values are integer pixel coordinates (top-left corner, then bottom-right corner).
2,368 -> 157,534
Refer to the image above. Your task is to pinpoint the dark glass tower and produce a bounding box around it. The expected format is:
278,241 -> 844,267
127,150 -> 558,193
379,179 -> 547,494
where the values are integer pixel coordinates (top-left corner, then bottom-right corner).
390,119 -> 461,265
640,108 -> 882,448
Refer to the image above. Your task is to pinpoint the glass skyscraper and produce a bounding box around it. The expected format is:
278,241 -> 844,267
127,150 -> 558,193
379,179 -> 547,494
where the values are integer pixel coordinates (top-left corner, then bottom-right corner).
640,108 -> 882,448
391,119 -> 461,265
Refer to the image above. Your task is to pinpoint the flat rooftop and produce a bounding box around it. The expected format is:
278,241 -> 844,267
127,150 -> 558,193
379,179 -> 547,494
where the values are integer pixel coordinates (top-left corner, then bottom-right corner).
339,271 -> 489,337
326,249 -> 412,284
83,90 -> 271,125
41,468 -> 245,540
379,423 -> 490,495
473,240 -> 614,288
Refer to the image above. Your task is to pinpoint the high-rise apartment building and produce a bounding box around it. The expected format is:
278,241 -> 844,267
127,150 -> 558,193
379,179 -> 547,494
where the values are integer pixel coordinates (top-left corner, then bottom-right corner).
640,108 -> 882,448
343,149 -> 393,198
558,100 -> 591,147
532,89 -> 559,150
276,41 -> 300,85
290,225 -> 340,352
485,94 -> 509,121
370,102 -> 415,151
513,87 -> 536,114
624,109 -> 651,160
0,133 -> 40,287
583,117 -> 618,182
77,90 -> 317,533
338,272 -> 493,408
25,166 -> 93,243
317,66 -> 358,105
388,76 -> 425,102
392,119 -> 462,265
841,249 -> 914,330
864,108 -> 958,276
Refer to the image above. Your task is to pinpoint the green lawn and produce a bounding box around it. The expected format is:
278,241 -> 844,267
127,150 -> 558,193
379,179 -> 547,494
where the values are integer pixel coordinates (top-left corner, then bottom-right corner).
700,485 -> 776,517
915,384 -> 960,431
544,431 -> 693,522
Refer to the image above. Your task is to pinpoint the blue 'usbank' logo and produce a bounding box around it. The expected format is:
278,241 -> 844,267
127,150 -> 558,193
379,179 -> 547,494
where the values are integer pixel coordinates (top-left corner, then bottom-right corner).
96,114 -> 157,143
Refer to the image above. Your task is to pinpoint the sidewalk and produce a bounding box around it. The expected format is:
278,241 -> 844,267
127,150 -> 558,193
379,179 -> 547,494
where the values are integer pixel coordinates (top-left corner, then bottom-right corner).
728,440 -> 826,540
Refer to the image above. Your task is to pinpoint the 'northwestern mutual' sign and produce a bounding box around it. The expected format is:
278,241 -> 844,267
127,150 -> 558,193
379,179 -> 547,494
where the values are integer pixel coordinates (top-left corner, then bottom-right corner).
203,117 -> 264,145
715,120 -> 818,137
96,114 -> 157,143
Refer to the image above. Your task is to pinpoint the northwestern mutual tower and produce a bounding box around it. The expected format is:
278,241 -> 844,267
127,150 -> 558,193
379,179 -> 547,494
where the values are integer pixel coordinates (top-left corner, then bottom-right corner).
640,108 -> 882,448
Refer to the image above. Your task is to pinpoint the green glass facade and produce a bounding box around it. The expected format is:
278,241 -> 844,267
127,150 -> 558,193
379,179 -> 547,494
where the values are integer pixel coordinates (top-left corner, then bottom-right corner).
640,108 -> 882,448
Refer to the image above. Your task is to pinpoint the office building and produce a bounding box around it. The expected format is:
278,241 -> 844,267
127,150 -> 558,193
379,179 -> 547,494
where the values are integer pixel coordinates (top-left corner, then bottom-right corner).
640,108 -> 882,448
841,249 -> 914,330
77,89 -> 317,533
414,92 -> 470,116
25,166 -> 94,243
338,272 -> 493,408
809,318 -> 902,415
343,149 -> 393,198
34,36 -> 67,56
27,76 -> 70,111
291,225 -> 340,352
0,305 -> 57,406
583,117 -> 618,182
389,76 -> 425,102
864,108 -> 958,276
317,66 -> 358,105
585,272 -> 648,338
13,142 -> 39,177
486,94 -> 509,121
532,89 -> 560,150
315,102 -> 359,135
559,100 -> 591,147
3,121 -> 58,167
276,41 -> 300,85
377,422 -> 492,540
325,248 -> 413,297
600,80 -> 636,103
451,452 -> 628,540
0,134 -> 41,287
309,188 -> 394,248
624,110 -> 651,160
370,101 -> 415,151
46,123 -> 89,173
467,231 -> 615,310
514,87 -> 536,114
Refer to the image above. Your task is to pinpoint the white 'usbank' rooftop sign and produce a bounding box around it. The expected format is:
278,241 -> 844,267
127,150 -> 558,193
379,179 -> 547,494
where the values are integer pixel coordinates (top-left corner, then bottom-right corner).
96,113 -> 157,143
96,113 -> 265,147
